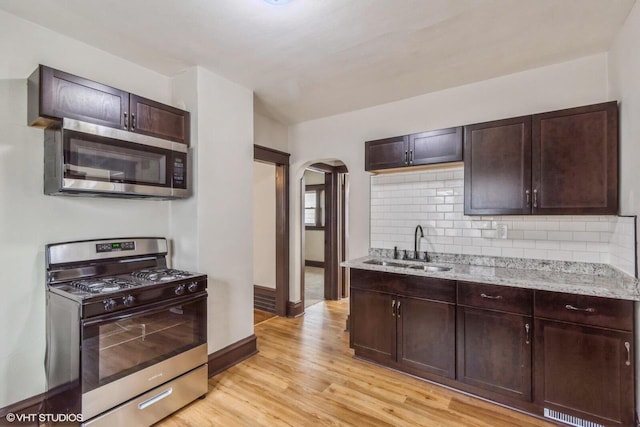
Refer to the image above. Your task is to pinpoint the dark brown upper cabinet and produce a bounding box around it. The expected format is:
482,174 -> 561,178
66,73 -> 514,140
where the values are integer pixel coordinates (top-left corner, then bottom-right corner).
364,135 -> 409,171
532,102 -> 618,215
28,65 -> 128,130
365,126 -> 462,171
28,65 -> 190,145
464,102 -> 618,215
464,116 -> 532,215
129,95 -> 190,144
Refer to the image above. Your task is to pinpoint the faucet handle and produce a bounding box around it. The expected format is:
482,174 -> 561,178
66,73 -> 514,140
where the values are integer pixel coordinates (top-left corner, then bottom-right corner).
421,251 -> 430,262
402,250 -> 408,260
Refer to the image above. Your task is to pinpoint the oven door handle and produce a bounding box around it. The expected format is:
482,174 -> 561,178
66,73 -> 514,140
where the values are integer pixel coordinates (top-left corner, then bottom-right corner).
82,292 -> 207,327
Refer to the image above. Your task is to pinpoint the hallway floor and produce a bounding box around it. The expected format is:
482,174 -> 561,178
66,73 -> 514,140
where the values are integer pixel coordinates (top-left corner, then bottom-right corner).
304,266 -> 324,308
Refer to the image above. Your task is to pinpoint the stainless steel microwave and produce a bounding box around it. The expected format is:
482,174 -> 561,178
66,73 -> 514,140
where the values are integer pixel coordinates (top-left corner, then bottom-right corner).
44,118 -> 189,199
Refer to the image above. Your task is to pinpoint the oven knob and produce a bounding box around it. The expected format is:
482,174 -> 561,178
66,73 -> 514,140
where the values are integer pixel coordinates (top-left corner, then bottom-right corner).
175,284 -> 186,296
122,295 -> 136,307
104,299 -> 117,312
188,283 -> 198,293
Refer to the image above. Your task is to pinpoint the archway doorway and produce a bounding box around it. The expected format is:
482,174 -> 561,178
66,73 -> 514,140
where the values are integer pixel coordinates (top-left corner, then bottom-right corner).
301,161 -> 349,310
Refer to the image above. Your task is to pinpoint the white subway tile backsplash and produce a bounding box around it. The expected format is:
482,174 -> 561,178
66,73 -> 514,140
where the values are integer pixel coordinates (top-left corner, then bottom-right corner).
370,165 -> 636,273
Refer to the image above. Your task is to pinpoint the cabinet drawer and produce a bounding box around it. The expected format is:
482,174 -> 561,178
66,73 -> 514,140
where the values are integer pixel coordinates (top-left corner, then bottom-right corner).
350,269 -> 455,303
534,291 -> 633,331
458,281 -> 532,315
397,275 -> 456,303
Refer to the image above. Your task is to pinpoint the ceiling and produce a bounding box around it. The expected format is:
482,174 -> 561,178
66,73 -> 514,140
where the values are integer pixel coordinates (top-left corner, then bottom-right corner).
0,0 -> 635,124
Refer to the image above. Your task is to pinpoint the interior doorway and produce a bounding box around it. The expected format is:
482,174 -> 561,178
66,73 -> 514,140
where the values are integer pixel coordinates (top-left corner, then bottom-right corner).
253,145 -> 290,319
302,162 -> 349,309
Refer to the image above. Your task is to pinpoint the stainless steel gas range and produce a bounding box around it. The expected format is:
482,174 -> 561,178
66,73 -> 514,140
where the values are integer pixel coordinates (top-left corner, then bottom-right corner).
45,237 -> 208,426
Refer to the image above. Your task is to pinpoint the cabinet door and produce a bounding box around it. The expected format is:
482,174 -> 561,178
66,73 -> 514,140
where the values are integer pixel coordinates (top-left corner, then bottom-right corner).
129,94 -> 190,145
464,116 -> 532,215
397,296 -> 455,379
33,65 -> 128,129
534,320 -> 634,427
350,289 -> 395,364
457,307 -> 532,401
408,126 -> 462,167
364,136 -> 409,171
532,102 -> 618,214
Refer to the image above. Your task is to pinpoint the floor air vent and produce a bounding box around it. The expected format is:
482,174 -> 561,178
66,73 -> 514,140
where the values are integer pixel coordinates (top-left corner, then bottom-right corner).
543,408 -> 604,427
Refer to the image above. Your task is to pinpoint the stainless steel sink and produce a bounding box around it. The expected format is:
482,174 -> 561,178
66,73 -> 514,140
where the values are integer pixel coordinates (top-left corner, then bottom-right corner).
363,259 -> 409,268
363,259 -> 452,272
408,264 -> 452,272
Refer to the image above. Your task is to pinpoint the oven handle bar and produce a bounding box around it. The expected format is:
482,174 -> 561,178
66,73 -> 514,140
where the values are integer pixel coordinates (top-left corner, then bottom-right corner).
138,387 -> 173,410
82,291 -> 207,327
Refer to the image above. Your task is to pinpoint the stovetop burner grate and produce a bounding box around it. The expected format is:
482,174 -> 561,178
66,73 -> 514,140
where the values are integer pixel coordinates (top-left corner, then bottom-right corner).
71,277 -> 137,294
131,268 -> 193,282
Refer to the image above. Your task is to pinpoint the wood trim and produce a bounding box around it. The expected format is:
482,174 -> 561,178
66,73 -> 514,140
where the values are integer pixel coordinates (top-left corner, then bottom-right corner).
0,391 -> 45,419
324,170 -> 339,300
305,260 -> 325,268
254,285 -> 277,313
308,162 -> 335,173
287,301 -> 304,318
254,145 -> 290,165
208,335 -> 258,378
254,285 -> 276,295
254,144 -> 290,317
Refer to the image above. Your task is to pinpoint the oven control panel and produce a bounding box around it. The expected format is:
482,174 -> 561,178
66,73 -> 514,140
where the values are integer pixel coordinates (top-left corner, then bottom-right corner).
96,241 -> 136,253
82,278 -> 208,318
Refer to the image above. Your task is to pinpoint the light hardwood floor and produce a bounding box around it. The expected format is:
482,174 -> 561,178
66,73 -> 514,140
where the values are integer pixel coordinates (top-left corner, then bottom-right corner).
158,299 -> 553,427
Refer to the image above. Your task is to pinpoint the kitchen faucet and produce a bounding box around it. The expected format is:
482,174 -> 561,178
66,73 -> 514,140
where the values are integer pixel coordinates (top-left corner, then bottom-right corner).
414,225 -> 424,260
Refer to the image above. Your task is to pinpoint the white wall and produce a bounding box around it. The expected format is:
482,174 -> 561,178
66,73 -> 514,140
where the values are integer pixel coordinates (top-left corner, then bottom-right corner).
289,53 -> 609,302
0,11 -> 173,408
253,162 -> 276,288
194,67 -> 254,353
607,0 -> 640,414
254,112 -> 288,152
172,65 -> 255,356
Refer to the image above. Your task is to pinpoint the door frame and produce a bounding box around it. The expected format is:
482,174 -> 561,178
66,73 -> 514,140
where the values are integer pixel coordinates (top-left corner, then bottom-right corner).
254,145 -> 290,317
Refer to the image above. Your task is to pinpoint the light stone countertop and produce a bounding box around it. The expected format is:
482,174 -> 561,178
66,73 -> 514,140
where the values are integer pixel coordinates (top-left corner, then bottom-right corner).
342,255 -> 640,301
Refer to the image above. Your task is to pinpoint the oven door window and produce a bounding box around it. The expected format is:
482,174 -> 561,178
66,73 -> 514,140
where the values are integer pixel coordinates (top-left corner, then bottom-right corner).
64,130 -> 169,186
81,296 -> 206,393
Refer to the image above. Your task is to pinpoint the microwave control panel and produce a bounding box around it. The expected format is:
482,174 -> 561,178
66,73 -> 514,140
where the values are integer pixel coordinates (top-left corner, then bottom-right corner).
172,155 -> 186,189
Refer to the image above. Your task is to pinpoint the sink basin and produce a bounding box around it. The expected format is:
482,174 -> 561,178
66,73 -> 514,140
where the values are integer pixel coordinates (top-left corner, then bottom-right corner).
363,259 -> 409,268
363,259 -> 452,272
408,265 -> 452,272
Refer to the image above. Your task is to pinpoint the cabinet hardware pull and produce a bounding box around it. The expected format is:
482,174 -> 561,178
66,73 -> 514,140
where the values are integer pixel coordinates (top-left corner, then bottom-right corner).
131,112 -> 136,130
123,111 -> 128,130
533,189 -> 538,208
565,304 -> 596,313
404,151 -> 408,164
391,299 -> 396,317
409,150 -> 413,164
525,323 -> 530,344
525,189 -> 531,207
480,293 -> 502,300
397,301 -> 401,318
625,342 -> 631,366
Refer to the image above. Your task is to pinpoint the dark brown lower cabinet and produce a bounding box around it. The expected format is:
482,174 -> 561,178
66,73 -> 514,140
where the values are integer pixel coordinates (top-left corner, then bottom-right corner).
456,307 -> 532,401
397,296 -> 456,379
534,320 -> 634,427
350,288 -> 395,364
350,270 -> 456,380
349,269 -> 636,426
